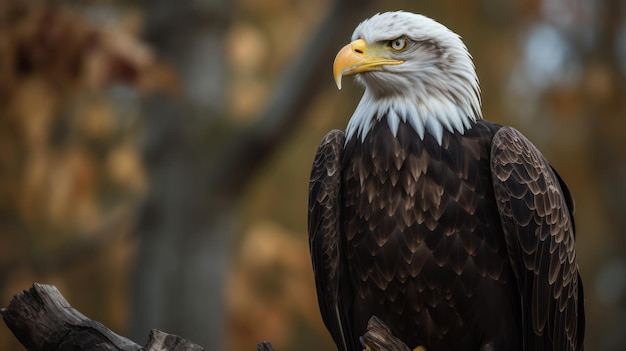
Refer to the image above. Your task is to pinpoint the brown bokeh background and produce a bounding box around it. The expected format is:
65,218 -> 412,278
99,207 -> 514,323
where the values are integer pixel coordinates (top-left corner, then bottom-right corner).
1,0 -> 625,350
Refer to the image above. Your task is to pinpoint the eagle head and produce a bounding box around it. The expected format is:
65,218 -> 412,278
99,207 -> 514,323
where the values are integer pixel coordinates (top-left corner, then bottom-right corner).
334,11 -> 482,143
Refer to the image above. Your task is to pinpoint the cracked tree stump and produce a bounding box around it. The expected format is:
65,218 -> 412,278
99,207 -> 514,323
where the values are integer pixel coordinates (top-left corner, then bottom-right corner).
2,283 -> 411,351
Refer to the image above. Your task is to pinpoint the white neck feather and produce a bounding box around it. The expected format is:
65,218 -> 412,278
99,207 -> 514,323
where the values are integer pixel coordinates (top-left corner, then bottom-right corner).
345,89 -> 479,145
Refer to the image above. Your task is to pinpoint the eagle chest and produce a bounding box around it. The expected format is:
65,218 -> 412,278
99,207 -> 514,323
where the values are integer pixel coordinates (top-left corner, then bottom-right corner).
340,121 -> 509,339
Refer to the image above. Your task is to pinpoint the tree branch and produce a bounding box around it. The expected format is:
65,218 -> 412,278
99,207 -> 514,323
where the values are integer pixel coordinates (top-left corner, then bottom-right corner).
3,283 -> 412,351
362,316 -> 413,351
1,284 -> 203,351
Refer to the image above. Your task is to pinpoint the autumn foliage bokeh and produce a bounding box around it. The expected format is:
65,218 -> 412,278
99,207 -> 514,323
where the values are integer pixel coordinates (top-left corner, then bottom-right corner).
1,1 -> 626,351
0,2 -> 164,349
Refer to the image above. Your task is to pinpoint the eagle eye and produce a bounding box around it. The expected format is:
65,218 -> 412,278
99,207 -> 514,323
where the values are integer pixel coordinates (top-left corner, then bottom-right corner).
388,36 -> 409,52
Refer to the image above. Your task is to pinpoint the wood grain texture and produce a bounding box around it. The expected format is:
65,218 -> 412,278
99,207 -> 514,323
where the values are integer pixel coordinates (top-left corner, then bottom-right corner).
2,283 -> 205,351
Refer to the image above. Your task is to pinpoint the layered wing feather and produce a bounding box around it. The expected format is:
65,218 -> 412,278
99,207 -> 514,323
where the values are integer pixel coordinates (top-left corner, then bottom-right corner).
490,127 -> 585,351
308,130 -> 357,351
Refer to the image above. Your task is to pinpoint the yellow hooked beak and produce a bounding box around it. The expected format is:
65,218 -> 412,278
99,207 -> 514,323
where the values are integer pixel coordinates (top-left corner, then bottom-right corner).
333,39 -> 404,89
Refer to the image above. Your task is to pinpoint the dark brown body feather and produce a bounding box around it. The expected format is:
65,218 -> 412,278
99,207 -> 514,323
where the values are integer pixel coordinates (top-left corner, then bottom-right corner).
308,117 -> 584,350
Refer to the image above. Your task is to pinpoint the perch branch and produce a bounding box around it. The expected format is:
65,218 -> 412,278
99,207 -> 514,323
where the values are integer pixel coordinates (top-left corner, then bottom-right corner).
3,283 -> 412,351
256,315 -> 413,351
1,283 -> 204,351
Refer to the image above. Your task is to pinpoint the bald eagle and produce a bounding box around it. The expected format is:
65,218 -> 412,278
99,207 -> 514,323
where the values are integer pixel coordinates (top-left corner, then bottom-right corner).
308,11 -> 585,351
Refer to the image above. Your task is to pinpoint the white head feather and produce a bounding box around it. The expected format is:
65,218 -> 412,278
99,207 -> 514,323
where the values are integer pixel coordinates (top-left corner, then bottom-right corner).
343,11 -> 482,144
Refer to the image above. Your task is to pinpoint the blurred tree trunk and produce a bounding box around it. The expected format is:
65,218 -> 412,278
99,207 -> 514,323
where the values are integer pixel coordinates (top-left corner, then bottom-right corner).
587,0 -> 626,245
130,0 -> 233,349
130,0 -> 371,348
581,1 -> 626,347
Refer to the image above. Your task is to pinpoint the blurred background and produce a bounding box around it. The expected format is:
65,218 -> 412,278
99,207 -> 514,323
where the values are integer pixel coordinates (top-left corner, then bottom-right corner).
0,0 -> 625,350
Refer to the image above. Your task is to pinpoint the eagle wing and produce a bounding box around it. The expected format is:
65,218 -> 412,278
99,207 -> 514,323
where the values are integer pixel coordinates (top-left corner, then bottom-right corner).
490,126 -> 585,351
308,129 -> 356,351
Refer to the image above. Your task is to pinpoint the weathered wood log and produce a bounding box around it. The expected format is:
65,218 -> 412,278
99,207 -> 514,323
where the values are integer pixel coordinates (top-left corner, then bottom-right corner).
256,341 -> 276,351
146,330 -> 204,351
363,316 -> 416,351
2,283 -> 411,351
1,283 -> 204,350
